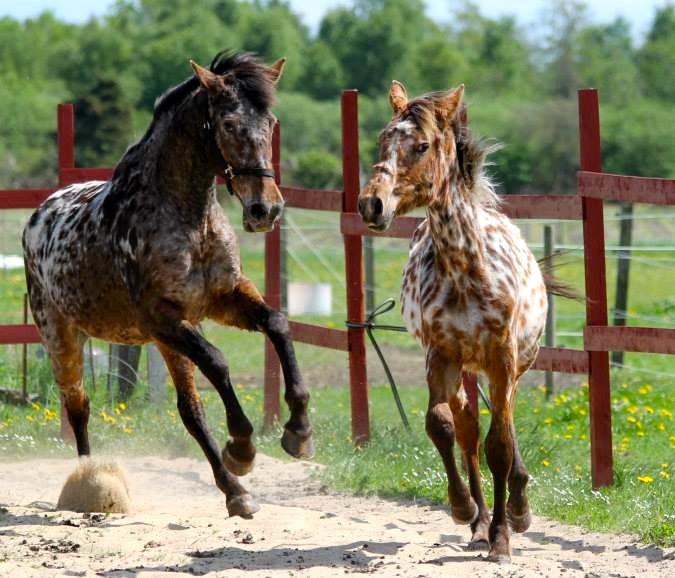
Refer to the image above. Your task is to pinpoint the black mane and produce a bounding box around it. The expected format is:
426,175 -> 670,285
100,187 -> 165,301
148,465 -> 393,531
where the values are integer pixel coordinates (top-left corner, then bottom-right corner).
153,50 -> 276,116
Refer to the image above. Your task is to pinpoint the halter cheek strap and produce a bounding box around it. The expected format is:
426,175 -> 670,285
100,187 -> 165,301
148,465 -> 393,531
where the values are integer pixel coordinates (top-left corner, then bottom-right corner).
222,165 -> 276,196
203,120 -> 276,196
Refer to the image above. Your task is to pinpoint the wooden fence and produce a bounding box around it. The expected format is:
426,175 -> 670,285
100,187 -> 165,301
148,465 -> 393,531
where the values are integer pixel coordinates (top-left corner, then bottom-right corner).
1,90 -> 673,488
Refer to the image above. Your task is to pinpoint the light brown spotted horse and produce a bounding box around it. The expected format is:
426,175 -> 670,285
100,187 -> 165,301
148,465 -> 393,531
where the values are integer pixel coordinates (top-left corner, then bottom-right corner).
23,51 -> 313,519
359,82 -> 565,563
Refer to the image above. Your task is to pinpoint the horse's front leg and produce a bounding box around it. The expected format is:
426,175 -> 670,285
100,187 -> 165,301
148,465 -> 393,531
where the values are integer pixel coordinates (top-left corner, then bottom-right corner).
425,348 -> 477,526
156,342 -> 258,518
209,277 -> 314,459
144,305 -> 256,476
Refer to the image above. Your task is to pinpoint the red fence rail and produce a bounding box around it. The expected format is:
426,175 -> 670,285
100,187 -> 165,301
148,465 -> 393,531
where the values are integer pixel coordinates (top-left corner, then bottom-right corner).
1,91 -> 673,489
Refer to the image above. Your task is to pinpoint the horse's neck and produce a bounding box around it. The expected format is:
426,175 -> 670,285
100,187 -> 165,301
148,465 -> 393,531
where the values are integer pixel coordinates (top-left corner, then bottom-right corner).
426,178 -> 487,280
116,94 -> 220,224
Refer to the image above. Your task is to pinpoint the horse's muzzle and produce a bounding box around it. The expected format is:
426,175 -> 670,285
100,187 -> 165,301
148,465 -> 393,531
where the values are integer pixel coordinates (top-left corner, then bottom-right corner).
358,196 -> 388,231
243,202 -> 283,233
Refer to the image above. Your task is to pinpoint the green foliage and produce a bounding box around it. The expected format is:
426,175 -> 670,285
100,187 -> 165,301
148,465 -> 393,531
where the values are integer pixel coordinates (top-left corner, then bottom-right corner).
0,0 -> 673,191
294,150 -> 342,189
637,5 -> 675,101
74,75 -> 135,167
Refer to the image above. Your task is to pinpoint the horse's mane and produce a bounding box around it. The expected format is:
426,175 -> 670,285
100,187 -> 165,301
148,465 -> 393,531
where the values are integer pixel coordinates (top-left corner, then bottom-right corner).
405,94 -> 501,209
153,50 -> 277,116
111,51 -> 276,184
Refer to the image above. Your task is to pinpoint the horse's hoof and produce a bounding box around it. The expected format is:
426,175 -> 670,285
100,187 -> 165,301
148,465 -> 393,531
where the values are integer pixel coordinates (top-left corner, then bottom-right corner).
507,504 -> 532,533
222,441 -> 255,477
487,551 -> 512,564
226,494 -> 260,519
467,538 -> 489,551
451,497 -> 478,526
281,428 -> 315,460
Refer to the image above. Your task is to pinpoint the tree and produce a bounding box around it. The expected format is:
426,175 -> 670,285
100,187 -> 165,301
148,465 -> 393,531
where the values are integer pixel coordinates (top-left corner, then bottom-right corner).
576,18 -> 638,104
452,4 -> 535,95
235,0 -> 308,90
295,150 -> 342,188
638,5 -> 675,101
298,41 -> 344,100
320,0 -> 431,96
74,74 -> 134,167
540,0 -> 589,98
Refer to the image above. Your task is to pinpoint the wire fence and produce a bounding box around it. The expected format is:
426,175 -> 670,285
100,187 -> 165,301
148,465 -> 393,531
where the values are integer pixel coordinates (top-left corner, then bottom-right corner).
0,203 -> 673,402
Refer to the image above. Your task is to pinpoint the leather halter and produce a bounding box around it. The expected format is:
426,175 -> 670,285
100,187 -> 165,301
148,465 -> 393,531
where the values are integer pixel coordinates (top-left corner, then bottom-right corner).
202,121 -> 276,196
222,164 -> 276,196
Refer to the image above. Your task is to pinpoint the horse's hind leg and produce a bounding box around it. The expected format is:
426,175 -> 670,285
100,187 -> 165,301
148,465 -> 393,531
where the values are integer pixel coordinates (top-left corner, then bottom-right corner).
30,293 -> 89,455
209,277 -> 313,460
450,392 -> 491,549
425,349 -> 477,526
157,343 -> 259,519
507,414 -> 531,533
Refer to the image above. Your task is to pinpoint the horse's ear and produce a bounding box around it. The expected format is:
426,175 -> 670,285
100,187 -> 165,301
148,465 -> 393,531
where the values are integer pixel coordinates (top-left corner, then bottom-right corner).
435,84 -> 464,123
267,58 -> 286,84
190,60 -> 225,95
389,80 -> 408,114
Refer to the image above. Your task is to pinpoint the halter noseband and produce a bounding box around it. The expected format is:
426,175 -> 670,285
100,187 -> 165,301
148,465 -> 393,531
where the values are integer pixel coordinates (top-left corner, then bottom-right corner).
222,164 -> 276,196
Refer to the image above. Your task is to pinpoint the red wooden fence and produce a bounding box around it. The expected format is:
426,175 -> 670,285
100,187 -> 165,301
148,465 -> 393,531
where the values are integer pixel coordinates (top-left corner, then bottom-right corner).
1,91 -> 673,489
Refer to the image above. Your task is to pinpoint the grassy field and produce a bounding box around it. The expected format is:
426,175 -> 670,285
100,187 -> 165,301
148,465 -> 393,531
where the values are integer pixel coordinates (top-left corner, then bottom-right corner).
0,198 -> 673,546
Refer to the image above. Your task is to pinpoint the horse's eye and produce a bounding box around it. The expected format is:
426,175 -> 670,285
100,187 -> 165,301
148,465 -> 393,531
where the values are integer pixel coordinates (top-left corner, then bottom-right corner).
416,143 -> 429,154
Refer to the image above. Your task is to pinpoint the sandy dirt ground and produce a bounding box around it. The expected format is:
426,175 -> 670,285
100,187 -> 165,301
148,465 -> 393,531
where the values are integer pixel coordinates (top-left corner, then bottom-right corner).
1,455 -> 672,578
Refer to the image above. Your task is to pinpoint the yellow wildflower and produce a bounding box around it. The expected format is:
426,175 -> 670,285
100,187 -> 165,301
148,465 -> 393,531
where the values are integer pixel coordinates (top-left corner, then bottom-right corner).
544,417 -> 553,425
541,459 -> 550,467
659,409 -> 672,419
637,475 -> 654,484
660,471 -> 670,479
627,416 -> 637,424
637,431 -> 645,437
627,405 -> 638,414
480,408 -> 490,416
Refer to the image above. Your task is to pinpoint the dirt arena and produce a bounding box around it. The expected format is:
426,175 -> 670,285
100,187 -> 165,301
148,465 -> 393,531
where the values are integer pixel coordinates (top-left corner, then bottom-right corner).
1,455 -> 672,577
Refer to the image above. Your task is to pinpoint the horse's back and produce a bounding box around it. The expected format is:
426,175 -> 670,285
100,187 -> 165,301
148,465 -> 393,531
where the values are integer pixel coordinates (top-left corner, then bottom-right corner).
22,181 -> 141,339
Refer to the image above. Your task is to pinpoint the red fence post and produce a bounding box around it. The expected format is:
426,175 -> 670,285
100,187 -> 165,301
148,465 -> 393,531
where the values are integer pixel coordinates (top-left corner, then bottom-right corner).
56,103 -> 76,443
263,122 -> 283,429
578,89 -> 613,488
342,90 -> 370,445
57,103 -> 75,187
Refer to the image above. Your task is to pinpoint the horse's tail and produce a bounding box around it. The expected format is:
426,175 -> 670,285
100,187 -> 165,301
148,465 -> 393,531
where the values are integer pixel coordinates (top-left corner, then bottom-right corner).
538,253 -> 584,301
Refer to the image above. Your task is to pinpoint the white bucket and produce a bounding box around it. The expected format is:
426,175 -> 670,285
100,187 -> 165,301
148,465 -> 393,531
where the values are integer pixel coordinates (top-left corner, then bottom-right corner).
288,282 -> 332,316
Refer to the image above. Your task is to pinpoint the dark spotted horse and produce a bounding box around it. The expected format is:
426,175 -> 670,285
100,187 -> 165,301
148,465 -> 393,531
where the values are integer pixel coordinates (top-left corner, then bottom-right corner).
22,51 -> 314,518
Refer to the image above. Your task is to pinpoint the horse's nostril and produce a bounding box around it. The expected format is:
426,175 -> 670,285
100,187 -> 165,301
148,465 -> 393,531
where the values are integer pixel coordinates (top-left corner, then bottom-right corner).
269,204 -> 282,220
372,197 -> 383,217
249,202 -> 268,220
358,197 -> 368,217
359,197 -> 384,220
